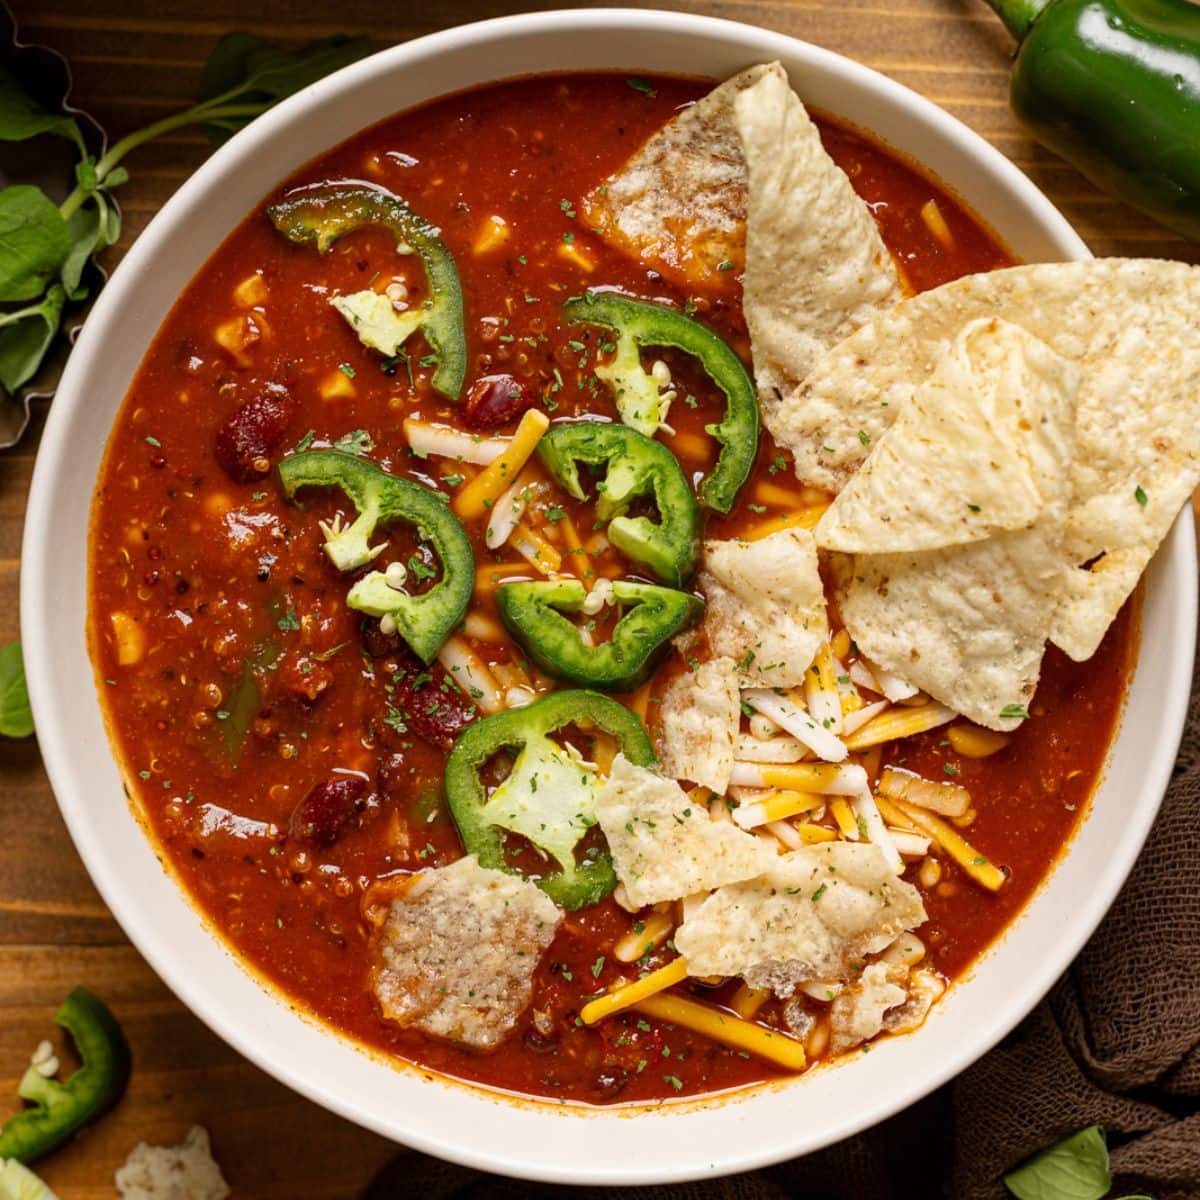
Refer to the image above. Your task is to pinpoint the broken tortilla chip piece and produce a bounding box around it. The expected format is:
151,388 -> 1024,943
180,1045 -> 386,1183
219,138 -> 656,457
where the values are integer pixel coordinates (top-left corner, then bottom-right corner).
595,755 -> 773,908
816,317 -> 1079,553
584,61 -> 900,402
699,525 -> 829,689
370,855 -> 561,1049
778,259 -> 1200,660
656,656 -> 740,794
674,842 -> 926,996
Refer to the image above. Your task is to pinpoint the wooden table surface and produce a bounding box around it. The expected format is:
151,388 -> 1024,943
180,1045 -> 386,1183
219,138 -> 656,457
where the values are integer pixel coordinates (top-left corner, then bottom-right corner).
2,1 -> 1197,1195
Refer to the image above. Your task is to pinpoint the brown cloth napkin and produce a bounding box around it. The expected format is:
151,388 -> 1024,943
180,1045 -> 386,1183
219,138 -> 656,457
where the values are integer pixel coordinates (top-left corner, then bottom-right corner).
368,635 -> 1200,1199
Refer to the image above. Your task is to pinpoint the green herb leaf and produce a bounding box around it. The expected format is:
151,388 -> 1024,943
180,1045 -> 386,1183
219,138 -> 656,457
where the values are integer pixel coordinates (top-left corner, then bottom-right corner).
1134,485 -> 1148,508
626,77 -> 657,97
312,641 -> 349,661
0,641 -> 33,738
999,703 -> 1030,721
196,33 -> 371,146
277,607 -> 301,632
0,68 -> 86,150
61,196 -> 117,297
0,186 -> 72,302
1004,1126 -> 1111,1200
0,284 -> 66,392
332,428 -> 374,456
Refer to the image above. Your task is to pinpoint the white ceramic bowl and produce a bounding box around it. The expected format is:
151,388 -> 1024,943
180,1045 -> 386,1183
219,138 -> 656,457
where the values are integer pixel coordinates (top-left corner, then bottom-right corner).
21,9 -> 1197,1185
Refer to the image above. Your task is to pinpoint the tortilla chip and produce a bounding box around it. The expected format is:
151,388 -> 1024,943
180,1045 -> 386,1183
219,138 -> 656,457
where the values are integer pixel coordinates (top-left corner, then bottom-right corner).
674,842 -> 925,996
773,259 -> 1200,659
595,755 -> 772,908
581,67 -> 755,285
584,63 -> 900,400
838,529 -> 1065,730
828,316 -> 1077,729
699,526 -> 828,689
815,318 -> 1079,553
735,66 -> 903,413
656,656 -> 740,794
370,856 -> 561,1049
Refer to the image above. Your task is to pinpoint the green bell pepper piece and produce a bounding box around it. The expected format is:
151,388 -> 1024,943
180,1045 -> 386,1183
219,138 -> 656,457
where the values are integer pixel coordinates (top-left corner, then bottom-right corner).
536,421 -> 701,587
0,1159 -> 56,1200
268,184 -> 468,400
985,0 -> 1200,241
496,578 -> 702,692
444,689 -> 655,908
278,450 -> 473,664
0,987 -> 130,1164
564,291 -> 759,512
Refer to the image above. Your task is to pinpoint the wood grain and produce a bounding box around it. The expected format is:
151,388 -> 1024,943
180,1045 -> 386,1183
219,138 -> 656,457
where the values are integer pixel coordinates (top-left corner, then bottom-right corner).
1,1 -> 1196,1194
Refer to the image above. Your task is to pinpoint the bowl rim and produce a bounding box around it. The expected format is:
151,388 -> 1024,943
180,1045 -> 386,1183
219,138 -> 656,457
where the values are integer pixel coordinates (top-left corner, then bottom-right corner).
21,7 -> 1197,1185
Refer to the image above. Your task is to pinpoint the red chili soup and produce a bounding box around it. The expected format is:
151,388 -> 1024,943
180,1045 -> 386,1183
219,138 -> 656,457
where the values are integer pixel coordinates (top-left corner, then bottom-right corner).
88,73 -> 1135,1105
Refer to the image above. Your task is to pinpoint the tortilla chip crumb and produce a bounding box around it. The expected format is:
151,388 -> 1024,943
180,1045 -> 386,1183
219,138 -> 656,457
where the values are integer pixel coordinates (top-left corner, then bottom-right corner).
829,962 -> 908,1054
115,1126 -> 230,1200
881,967 -> 946,1037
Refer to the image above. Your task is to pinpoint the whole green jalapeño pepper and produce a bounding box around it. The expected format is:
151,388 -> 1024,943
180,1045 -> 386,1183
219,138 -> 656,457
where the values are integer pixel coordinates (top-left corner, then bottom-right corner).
496,578 -> 703,692
0,987 -> 131,1163
278,450 -> 473,664
537,421 -> 701,587
986,0 -> 1200,241
564,291 -> 759,512
444,690 -> 655,908
268,184 -> 468,399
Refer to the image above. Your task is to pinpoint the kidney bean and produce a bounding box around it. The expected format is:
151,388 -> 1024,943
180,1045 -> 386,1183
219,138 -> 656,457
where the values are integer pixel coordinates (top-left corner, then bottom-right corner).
290,775 -> 368,845
214,385 -> 295,482
379,647 -> 478,750
459,373 -> 534,430
523,1010 -> 559,1054
360,615 -> 401,660
590,1065 -> 630,1100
